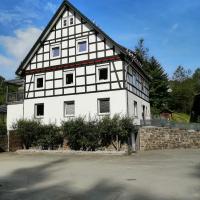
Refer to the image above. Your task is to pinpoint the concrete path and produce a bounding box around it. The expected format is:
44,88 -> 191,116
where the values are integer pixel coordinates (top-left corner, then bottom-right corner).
0,149 -> 199,200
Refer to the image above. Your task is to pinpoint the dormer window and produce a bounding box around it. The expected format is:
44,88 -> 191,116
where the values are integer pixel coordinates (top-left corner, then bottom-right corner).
50,44 -> 60,58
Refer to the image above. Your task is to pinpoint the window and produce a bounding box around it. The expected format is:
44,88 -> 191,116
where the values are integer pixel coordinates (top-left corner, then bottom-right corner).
35,75 -> 45,89
66,73 -> 73,85
51,44 -> 60,58
63,19 -> 67,27
97,64 -> 109,82
37,77 -> 43,88
69,16 -> 74,25
64,101 -> 75,116
35,104 -> 44,118
52,47 -> 60,57
99,68 -> 108,80
98,98 -> 110,115
77,39 -> 88,53
63,16 -> 74,27
64,70 -> 75,86
134,101 -> 138,117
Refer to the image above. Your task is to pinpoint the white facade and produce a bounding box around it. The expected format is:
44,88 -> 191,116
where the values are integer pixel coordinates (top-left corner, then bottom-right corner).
7,0 -> 150,130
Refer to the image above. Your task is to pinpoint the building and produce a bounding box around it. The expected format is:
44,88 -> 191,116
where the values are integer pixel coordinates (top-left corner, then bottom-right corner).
7,0 -> 150,132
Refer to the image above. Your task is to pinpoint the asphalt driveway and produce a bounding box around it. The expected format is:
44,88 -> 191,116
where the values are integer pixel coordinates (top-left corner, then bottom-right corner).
0,149 -> 200,200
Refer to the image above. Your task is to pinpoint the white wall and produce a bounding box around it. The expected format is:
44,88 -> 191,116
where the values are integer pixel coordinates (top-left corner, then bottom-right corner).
23,90 -> 127,126
7,103 -> 24,130
127,91 -> 151,125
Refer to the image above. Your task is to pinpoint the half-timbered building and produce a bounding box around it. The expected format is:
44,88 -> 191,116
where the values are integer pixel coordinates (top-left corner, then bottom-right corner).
7,0 -> 151,131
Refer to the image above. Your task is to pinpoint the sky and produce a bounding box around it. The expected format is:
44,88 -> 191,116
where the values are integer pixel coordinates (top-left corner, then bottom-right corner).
0,0 -> 200,79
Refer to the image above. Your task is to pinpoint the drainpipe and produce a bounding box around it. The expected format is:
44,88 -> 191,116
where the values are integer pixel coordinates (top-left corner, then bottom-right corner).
7,131 -> 10,152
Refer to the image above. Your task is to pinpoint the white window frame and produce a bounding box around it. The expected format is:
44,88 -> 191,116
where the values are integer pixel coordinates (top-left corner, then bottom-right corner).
96,64 -> 110,83
64,101 -> 75,117
64,70 -> 75,87
98,98 -> 110,116
35,74 -> 45,90
34,103 -> 44,119
76,38 -> 88,54
50,44 -> 61,59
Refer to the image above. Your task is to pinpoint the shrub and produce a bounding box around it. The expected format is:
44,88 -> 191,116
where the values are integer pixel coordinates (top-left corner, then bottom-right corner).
62,115 -> 136,151
35,124 -> 63,150
13,119 -> 41,149
0,121 -> 7,136
62,118 -> 100,151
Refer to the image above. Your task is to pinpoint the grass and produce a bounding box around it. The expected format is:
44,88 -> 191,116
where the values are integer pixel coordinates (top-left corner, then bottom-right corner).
171,113 -> 190,123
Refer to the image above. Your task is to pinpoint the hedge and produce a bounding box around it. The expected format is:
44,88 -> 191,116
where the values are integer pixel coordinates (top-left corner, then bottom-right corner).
14,115 -> 137,151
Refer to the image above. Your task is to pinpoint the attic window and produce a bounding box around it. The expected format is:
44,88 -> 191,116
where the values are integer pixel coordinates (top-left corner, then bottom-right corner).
63,19 -> 67,27
63,16 -> 74,27
69,16 -> 74,25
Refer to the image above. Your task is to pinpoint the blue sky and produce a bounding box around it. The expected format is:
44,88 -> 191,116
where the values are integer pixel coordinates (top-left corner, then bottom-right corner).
0,0 -> 200,79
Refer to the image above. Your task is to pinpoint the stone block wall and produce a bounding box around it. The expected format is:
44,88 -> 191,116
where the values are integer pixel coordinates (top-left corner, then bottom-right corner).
139,127 -> 200,151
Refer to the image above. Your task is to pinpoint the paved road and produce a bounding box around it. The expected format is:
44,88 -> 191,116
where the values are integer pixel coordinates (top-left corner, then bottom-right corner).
0,149 -> 199,200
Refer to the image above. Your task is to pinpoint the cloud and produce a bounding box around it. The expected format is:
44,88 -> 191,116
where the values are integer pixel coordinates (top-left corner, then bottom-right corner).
0,27 -> 42,70
45,2 -> 57,13
0,55 -> 15,69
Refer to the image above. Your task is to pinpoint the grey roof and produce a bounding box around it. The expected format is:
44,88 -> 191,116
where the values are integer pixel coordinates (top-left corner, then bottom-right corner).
5,79 -> 24,86
0,105 -> 7,113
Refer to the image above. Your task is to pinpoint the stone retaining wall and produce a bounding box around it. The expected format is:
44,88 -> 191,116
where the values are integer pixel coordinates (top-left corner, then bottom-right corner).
138,127 -> 200,151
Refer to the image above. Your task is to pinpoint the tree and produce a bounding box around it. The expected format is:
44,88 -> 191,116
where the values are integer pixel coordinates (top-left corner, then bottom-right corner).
134,39 -> 170,114
170,66 -> 195,114
192,68 -> 200,94
0,76 -> 6,105
172,66 -> 191,82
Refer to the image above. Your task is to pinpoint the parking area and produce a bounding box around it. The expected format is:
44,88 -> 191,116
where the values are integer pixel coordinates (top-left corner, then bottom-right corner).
0,149 -> 200,200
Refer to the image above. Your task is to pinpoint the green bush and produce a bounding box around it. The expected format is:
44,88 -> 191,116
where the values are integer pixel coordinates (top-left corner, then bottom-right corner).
62,117 -> 99,151
13,119 -> 41,149
35,124 -> 63,150
14,116 -> 136,151
0,121 -> 7,136
62,115 -> 136,151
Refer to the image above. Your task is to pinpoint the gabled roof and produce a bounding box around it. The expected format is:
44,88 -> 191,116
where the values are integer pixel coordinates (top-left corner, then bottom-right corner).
16,0 -> 149,80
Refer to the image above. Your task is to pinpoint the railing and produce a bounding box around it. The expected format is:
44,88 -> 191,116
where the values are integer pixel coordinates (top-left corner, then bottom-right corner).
7,92 -> 24,103
140,119 -> 200,131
